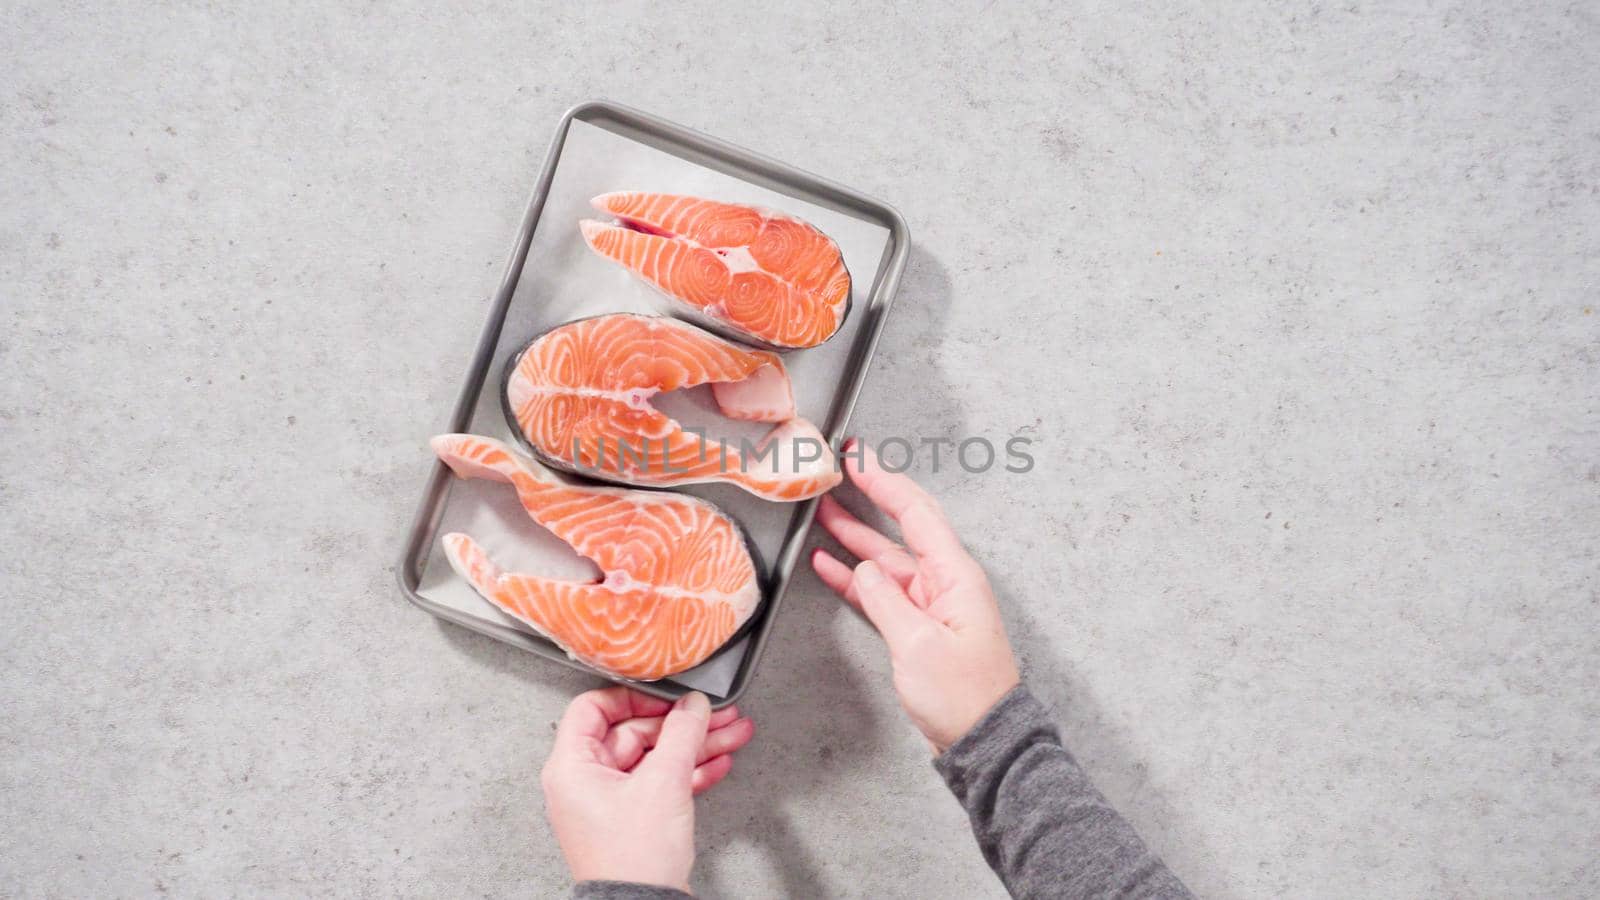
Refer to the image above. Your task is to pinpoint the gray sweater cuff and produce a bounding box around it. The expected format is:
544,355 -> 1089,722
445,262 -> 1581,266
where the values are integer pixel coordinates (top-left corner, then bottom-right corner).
929,683 -> 1193,899
573,880 -> 693,899
933,683 -> 1051,801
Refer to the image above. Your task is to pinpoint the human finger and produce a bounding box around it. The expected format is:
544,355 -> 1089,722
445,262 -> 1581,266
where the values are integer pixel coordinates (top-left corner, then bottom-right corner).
637,692 -> 711,781
851,560 -> 929,647
816,497 -> 919,592
699,715 -> 755,763
602,705 -> 743,771
816,495 -> 904,563
874,546 -> 920,593
690,754 -> 734,795
841,440 -> 967,561
553,687 -> 674,761
812,548 -> 860,610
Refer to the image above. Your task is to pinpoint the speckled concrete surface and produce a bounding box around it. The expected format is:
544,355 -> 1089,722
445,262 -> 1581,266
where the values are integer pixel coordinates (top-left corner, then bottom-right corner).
4,3 -> 1597,897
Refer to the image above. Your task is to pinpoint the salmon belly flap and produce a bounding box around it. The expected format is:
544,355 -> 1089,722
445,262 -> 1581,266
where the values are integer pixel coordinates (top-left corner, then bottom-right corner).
581,192 -> 851,350
432,433 -> 761,681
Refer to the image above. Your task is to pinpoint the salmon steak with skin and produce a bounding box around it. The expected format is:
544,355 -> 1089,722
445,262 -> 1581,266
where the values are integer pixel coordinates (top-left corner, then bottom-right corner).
505,313 -> 842,502
432,434 -> 762,681
580,192 -> 851,349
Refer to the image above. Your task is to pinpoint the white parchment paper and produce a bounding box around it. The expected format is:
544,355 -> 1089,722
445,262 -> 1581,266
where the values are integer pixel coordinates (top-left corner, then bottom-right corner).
416,118 -> 892,696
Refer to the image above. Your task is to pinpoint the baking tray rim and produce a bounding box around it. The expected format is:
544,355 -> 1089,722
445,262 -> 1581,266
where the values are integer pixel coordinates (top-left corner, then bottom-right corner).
395,98 -> 911,709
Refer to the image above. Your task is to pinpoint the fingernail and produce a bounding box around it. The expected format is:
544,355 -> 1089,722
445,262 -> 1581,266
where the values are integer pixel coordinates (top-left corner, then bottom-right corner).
855,560 -> 883,587
675,691 -> 710,717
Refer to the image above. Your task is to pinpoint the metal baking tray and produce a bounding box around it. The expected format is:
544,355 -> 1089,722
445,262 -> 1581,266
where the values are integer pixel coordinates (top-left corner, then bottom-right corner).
395,100 -> 909,708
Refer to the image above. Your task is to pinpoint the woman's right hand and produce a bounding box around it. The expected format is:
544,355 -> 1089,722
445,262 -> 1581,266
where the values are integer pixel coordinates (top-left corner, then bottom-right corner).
811,440 -> 1021,754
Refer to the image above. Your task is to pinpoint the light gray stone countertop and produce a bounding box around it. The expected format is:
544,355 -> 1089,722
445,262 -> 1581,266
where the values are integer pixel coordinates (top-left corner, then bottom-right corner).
3,3 -> 1596,897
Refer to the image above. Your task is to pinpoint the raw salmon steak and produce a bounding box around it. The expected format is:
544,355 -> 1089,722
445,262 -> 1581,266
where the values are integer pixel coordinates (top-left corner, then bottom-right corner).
432,434 -> 761,681
504,313 -> 842,502
580,192 -> 851,349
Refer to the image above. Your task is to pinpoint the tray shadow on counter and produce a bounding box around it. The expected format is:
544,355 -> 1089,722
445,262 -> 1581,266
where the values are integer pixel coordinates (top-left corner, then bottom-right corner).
689,251 -> 989,896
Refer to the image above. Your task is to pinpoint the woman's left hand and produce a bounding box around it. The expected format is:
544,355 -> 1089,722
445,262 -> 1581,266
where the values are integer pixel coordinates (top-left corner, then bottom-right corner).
541,687 -> 755,892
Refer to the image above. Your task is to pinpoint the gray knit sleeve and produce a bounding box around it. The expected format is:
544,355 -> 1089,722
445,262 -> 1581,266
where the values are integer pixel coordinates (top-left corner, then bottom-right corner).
572,881 -> 692,900
934,685 -> 1193,899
